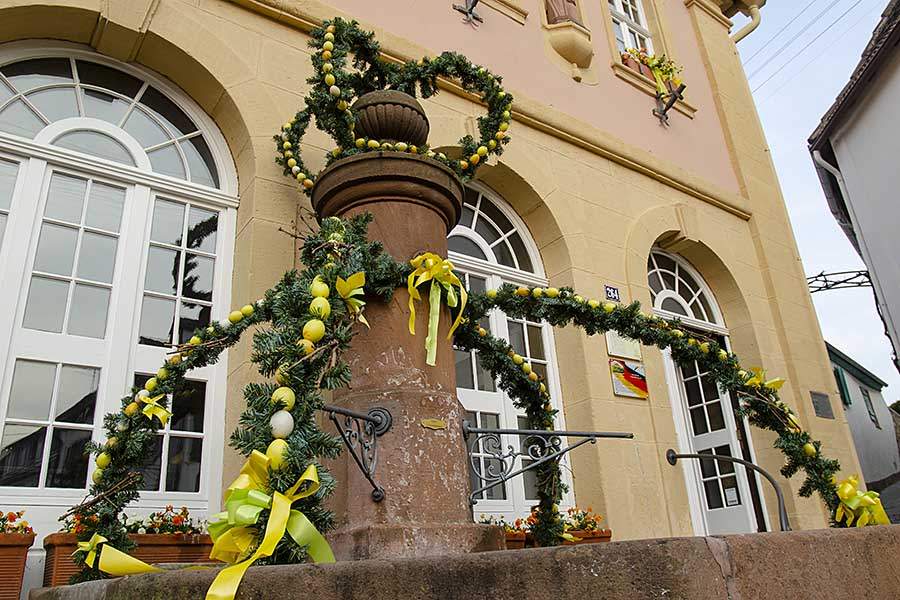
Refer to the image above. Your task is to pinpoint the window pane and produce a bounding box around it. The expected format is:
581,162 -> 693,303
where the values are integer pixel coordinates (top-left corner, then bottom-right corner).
67,284 -> 110,338
46,428 -> 91,488
141,87 -> 197,137
139,295 -> 175,346
172,380 -> 205,433
507,232 -> 533,273
137,435 -> 163,492
701,375 -> 720,403
715,445 -> 734,474
484,458 -> 506,499
455,349 -> 474,389
54,131 -> 135,166
0,213 -> 6,248
0,160 -> 18,211
55,365 -> 99,424
527,325 -> 545,360
481,413 -> 500,429
8,360 -> 56,421
179,302 -> 211,344
150,199 -> 185,245
145,246 -> 181,295
690,407 -> 708,435
0,79 -> 11,104
81,88 -> 130,125
475,352 -> 495,392
706,401 -> 726,432
85,183 -> 125,232
459,205 -> 474,228
0,425 -> 46,487
522,458 -> 539,500
124,107 -> 169,148
34,222 -> 78,275
508,320 -> 526,355
660,297 -> 687,315
76,60 -> 143,98
0,100 -> 44,138
45,173 -> 86,223
187,206 -> 218,253
447,235 -> 486,260
474,217 -> 501,245
27,87 -> 78,122
697,449 -> 717,478
493,240 -> 515,268
183,137 -> 220,188
683,377 -> 702,406
166,437 -> 202,492
467,275 -> 486,295
704,479 -> 723,509
23,276 -> 69,333
77,232 -> 117,283
1,58 -> 72,92
149,144 -> 186,180
182,254 -> 214,301
479,197 -> 514,233
532,362 -> 548,384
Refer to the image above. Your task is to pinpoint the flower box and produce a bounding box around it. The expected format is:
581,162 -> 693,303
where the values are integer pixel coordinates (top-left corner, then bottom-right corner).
504,531 -> 527,550
621,54 -> 654,80
0,533 -> 35,600
43,532 -> 213,587
562,528 -> 613,545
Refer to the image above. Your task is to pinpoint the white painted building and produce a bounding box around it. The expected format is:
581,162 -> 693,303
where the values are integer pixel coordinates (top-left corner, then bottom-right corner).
827,342 -> 899,488
809,0 -> 900,372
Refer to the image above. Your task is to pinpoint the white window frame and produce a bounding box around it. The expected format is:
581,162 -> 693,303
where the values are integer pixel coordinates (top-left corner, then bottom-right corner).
0,43 -> 237,519
651,249 -> 770,535
449,182 -> 574,522
609,0 -> 654,53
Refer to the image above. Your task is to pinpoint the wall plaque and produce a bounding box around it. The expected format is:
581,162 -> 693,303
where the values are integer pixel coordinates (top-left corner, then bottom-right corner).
810,391 -> 835,419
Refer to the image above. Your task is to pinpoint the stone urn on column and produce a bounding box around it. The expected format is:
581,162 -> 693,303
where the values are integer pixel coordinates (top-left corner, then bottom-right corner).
312,89 -> 503,559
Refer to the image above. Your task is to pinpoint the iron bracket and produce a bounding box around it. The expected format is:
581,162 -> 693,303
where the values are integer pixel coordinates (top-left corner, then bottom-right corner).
462,421 -> 633,505
321,404 -> 392,502
653,83 -> 687,126
453,0 -> 484,24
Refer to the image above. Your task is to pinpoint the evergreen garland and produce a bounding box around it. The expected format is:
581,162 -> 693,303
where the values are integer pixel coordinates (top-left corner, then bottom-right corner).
275,18 -> 513,195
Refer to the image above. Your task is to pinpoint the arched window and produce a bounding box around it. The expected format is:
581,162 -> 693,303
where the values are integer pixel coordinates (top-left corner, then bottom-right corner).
448,184 -> 570,520
0,56 -> 221,187
648,250 -> 767,536
0,47 -> 235,526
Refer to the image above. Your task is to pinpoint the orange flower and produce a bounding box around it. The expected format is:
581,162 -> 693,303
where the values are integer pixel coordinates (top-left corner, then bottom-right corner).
6,512 -> 16,522
172,515 -> 184,526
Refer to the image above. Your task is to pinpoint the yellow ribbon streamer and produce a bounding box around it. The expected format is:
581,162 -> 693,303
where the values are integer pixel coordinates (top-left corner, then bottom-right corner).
206,451 -> 335,600
744,368 -> 785,391
407,253 -> 467,366
833,475 -> 890,527
75,532 -> 161,577
335,271 -> 369,327
141,394 -> 172,427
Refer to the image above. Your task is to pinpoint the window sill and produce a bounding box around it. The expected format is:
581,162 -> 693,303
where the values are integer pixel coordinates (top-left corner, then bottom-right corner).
481,0 -> 528,24
611,62 -> 697,119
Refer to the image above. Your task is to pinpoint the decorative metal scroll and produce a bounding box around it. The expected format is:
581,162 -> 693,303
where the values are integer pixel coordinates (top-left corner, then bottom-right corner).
321,404 -> 393,502
807,270 -> 871,293
462,421 -> 634,505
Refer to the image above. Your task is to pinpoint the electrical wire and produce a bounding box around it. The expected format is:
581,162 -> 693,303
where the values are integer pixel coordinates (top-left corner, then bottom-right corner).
752,0 -> 867,93
747,0 -> 845,80
755,0 -> 882,102
741,0 -> 819,66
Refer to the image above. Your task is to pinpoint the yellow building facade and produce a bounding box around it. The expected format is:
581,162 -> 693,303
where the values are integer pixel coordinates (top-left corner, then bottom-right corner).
0,0 -> 862,580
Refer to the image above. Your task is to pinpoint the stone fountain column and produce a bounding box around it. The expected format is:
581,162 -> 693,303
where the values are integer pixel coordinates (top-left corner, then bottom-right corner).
311,92 -> 503,560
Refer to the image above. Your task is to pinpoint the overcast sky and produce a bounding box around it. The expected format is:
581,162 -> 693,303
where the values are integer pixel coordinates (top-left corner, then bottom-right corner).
731,0 -> 897,405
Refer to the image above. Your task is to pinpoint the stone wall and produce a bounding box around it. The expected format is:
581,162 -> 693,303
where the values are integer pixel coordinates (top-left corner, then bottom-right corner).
30,526 -> 900,600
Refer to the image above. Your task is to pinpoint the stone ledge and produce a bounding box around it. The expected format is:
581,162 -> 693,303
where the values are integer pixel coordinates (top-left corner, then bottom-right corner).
30,526 -> 900,600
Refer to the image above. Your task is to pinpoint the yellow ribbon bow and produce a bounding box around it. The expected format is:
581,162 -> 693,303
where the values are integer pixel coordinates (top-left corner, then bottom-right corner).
834,475 -> 890,528
407,253 -> 467,366
335,271 -> 368,327
141,394 -> 172,427
744,367 -> 785,391
206,451 -> 335,600
75,532 -> 161,577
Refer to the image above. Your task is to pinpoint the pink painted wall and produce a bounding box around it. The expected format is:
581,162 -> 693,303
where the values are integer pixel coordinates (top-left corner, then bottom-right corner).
328,0 -> 741,195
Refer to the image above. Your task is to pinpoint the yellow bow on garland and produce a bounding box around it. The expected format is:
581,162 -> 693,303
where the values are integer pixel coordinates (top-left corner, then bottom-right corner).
141,394 -> 172,427
745,367 -> 785,391
206,450 -> 335,600
74,532 -> 161,577
336,271 -> 368,327
408,253 -> 467,366
834,475 -> 890,527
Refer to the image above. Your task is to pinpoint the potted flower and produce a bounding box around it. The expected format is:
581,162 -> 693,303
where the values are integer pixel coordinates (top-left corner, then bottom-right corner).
43,506 -> 212,587
562,507 -> 612,544
621,48 -> 655,79
0,511 -> 35,600
479,514 -> 529,550
622,48 -> 684,96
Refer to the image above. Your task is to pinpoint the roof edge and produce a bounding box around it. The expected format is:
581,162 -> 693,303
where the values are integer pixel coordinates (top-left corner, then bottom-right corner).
826,341 -> 888,391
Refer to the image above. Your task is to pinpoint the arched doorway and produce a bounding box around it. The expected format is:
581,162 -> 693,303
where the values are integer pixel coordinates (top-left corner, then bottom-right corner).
649,249 -> 768,535
0,45 -> 237,541
448,182 -> 573,521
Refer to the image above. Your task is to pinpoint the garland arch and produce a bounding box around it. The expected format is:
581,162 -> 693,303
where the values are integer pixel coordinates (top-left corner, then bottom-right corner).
67,15 -> 886,596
